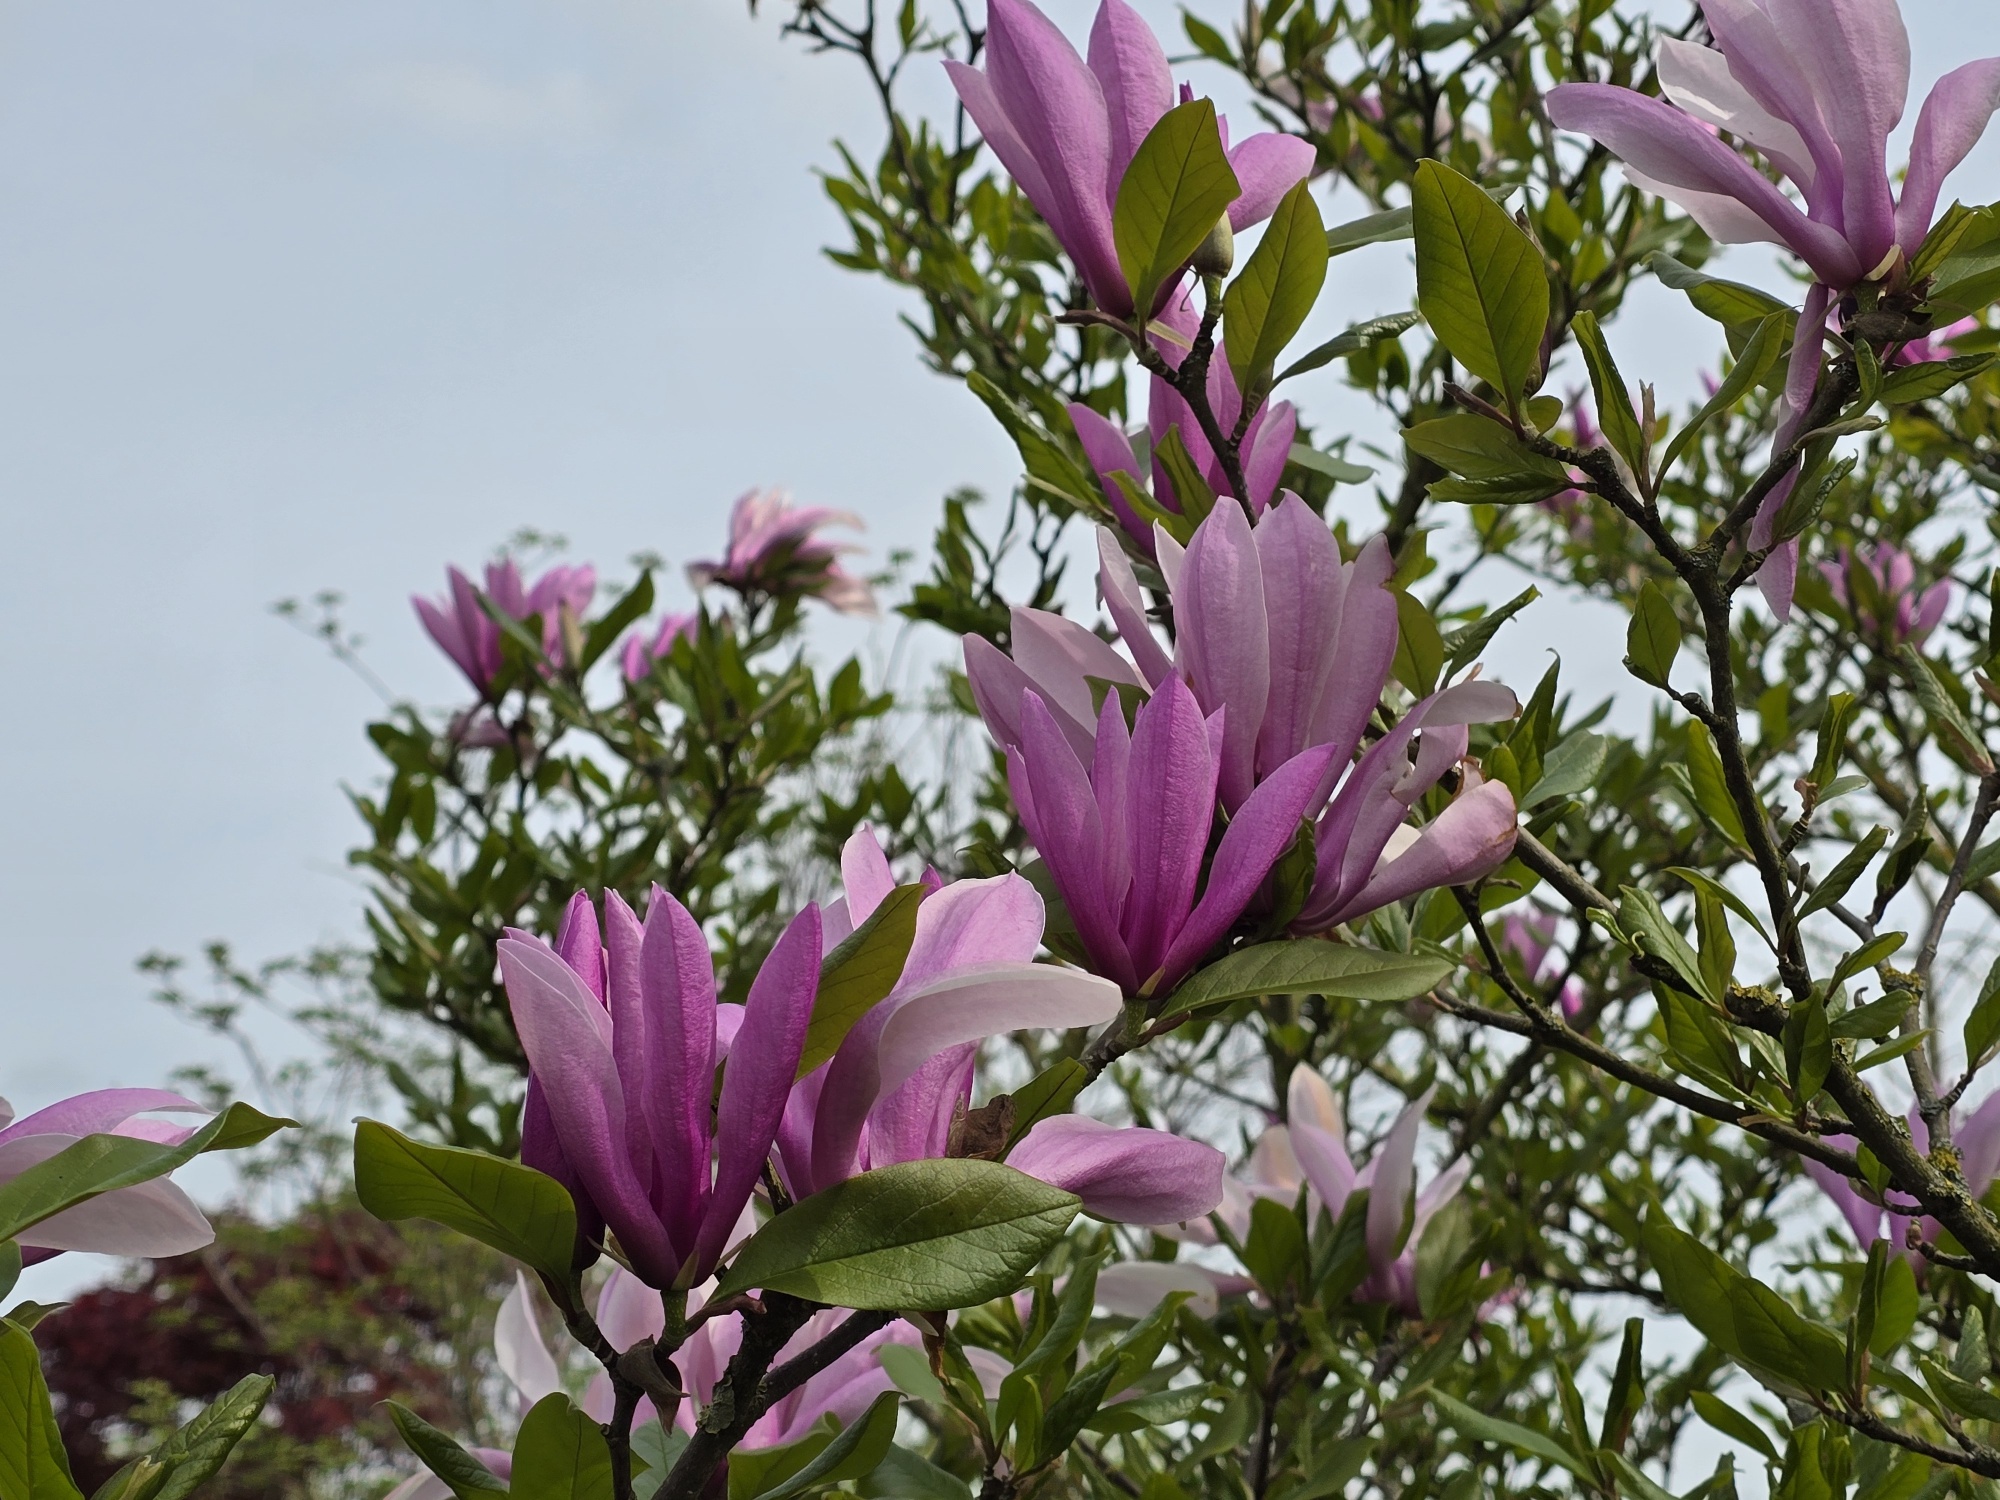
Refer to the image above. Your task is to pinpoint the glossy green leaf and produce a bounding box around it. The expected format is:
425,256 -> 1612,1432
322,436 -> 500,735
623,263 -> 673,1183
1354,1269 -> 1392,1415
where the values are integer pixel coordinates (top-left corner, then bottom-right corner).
1965,954 -> 2000,1066
1426,1390 -> 1588,1478
1524,732 -> 1608,807
1402,414 -> 1570,482
1225,179 -> 1328,396
510,1395 -> 613,1500
1798,828 -> 1887,919
714,1159 -> 1079,1309
385,1402 -> 509,1498
1112,99 -> 1241,314
1648,253 -> 1789,327
0,1317 -> 83,1500
749,1393 -> 902,1500
0,1101 -> 291,1246
1392,590 -> 1444,695
802,884 -> 923,1077
1570,311 -> 1646,484
151,1375 -> 277,1500
1624,582 -> 1680,689
1412,160 -> 1549,407
1686,722 -> 1749,849
353,1119 -> 578,1285
1277,312 -> 1419,384
1163,941 -> 1454,1018
1326,205 -> 1412,256
1689,1391 -> 1776,1461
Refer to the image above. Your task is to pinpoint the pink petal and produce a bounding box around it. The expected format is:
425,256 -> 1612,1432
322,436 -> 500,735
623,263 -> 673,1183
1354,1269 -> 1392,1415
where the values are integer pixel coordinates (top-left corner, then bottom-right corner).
0,1089 -> 205,1146
1096,526 -> 1173,688
1224,133 -> 1317,230
554,891 -> 606,1004
1174,501 -> 1271,810
1091,1260 -> 1223,1318
1253,495 -> 1347,776
1011,691 -> 1134,989
1086,0 -> 1174,183
1287,1117 -> 1356,1218
638,888 -> 720,1260
1331,778 -> 1519,924
1241,404 -> 1297,514
898,873 -> 1047,988
1287,1064 -> 1344,1136
964,634 -> 1097,763
496,1272 -> 565,1408
1898,58 -> 2000,252
1308,535 -> 1398,770
1010,606 -> 1144,733
875,964 -> 1124,1101
841,825 -> 898,927
1069,403 -> 1153,549
1009,1115 -> 1225,1222
695,904 -> 821,1275
0,1135 -> 212,1257
1364,1088 -> 1432,1271
1655,37 -> 1816,187
1122,678 -> 1225,981
1545,83 -> 1862,286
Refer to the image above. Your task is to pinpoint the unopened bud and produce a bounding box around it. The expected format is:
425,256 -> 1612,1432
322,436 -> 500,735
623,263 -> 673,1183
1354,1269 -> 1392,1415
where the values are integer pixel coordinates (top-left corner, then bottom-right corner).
1192,215 -> 1235,279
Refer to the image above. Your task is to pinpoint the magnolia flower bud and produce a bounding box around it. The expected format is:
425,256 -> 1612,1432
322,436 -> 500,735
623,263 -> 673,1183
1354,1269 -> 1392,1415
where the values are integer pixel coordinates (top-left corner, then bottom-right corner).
1191,215 -> 1235,279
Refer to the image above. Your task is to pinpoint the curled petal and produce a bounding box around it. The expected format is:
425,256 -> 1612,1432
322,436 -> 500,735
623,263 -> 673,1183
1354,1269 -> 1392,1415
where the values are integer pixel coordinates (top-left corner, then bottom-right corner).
1010,1115 -> 1226,1222
1329,778 -> 1520,926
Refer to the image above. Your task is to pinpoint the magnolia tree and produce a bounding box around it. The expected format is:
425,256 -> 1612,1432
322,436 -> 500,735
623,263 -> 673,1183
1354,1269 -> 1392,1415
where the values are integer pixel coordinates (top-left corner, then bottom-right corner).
24,0 -> 2000,1496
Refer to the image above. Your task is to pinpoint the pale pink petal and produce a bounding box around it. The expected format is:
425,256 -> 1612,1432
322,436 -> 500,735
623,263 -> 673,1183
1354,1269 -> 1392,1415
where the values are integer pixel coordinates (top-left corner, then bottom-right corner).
496,1272 -> 565,1409
1010,1115 -> 1226,1222
1224,133 -> 1317,230
1898,58 -> 2000,251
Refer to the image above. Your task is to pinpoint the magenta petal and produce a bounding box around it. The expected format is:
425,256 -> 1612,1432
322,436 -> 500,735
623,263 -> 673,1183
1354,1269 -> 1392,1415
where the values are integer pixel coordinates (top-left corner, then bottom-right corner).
1013,692 -> 1133,989
1069,403 -> 1152,548
1175,500 -> 1271,810
1122,679 -> 1224,982
964,634 -> 1097,763
1009,1115 -> 1225,1222
980,0 -> 1127,313
1364,1088 -> 1431,1272
639,889 -> 719,1259
1086,0 -> 1173,182
1254,495 -> 1346,776
1336,778 -> 1520,924
1309,536 -> 1397,769
1097,526 -> 1173,688
841,825 -> 897,928
1898,58 -> 2000,251
1010,605 -> 1144,732
555,891 -> 606,1004
695,904 -> 821,1278
1224,133 -> 1317,230
0,1135 -> 213,1256
1158,743 -> 1337,988
1241,403 -> 1297,514
1545,84 -> 1862,286
0,1089 -> 205,1147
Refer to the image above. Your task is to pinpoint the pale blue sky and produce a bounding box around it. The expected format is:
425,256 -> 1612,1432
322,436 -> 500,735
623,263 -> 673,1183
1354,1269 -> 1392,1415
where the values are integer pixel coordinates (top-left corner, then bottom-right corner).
6,0 -> 2000,1306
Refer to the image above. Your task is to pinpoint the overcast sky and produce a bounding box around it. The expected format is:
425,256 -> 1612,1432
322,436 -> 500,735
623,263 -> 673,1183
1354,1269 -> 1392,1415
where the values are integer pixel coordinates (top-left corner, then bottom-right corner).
7,0 -> 2000,1313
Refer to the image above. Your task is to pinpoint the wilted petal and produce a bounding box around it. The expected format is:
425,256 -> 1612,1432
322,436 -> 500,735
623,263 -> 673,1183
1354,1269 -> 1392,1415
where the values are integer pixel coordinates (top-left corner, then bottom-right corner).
1010,1115 -> 1225,1222
696,905 -> 821,1276
1898,57 -> 2000,251
1225,132 -> 1318,230
496,1272 -> 565,1409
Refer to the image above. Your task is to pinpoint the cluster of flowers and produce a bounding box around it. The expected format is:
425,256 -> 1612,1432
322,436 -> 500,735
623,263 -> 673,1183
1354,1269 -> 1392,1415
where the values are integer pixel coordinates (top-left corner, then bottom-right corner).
413,488 -> 876,704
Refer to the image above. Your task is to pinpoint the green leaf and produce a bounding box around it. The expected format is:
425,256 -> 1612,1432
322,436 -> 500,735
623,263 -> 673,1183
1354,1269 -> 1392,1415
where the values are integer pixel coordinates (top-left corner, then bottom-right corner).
151,1375 -> 276,1500
1426,1390 -> 1588,1479
1619,887 -> 1712,1002
1326,205 -> 1412,256
353,1119 -> 578,1285
0,1101 -> 291,1246
714,1160 -> 1079,1309
1854,1029 -> 1930,1073
578,571 -> 654,674
1798,828 -> 1888,919
1875,791 -> 1932,911
510,1396 -> 613,1500
1285,444 -> 1374,484
1442,586 -> 1539,677
1689,1392 -> 1778,1462
1113,99 -> 1241,314
1879,353 -> 1996,405
1002,1059 -> 1090,1154
1659,313 -> 1788,481
1900,646 -> 1995,774
1922,1357 -> 2000,1423
1831,933 -> 1906,993
1831,992 -> 1912,1041
1152,426 -> 1218,526
1872,1253 -> 1919,1356
1392,589 -> 1444,696
0,1318 -> 82,1500
385,1403 -> 509,1498
1524,732 -> 1608,806
1965,954 -> 2000,1066
1276,312 -> 1420,383
1648,253 -> 1790,327
1402,414 -> 1570,481
1646,1220 -> 1843,1392
1163,941 -> 1454,1018
857,1446 -> 972,1500
1667,868 -> 1774,948
1412,160 -> 1549,408
1813,693 -> 1858,790
1625,582 -> 1680,689
1225,179 -> 1328,396
1241,1196 -> 1308,1295
1687,722 -> 1749,849
879,1343 -> 944,1404
1571,312 -> 1647,485
802,885 -> 923,1077
0,1243 -> 18,1307
971,374 -> 1102,513
1426,473 -> 1573,506
749,1393 -> 902,1500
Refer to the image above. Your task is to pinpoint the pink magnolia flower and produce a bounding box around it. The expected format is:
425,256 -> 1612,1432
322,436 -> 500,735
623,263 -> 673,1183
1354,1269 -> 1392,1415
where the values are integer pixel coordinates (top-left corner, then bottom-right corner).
413,561 -> 597,697
967,501 -> 1519,950
773,828 -> 1223,1225
1068,299 -> 1298,554
0,1090 -> 213,1265
1818,543 -> 1951,645
1500,909 -> 1585,1020
1547,0 -> 2000,624
1285,1069 -> 1469,1315
620,612 -> 698,683
943,0 -> 1315,317
1803,1094 -> 2000,1266
499,889 -> 824,1291
688,489 -> 877,615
